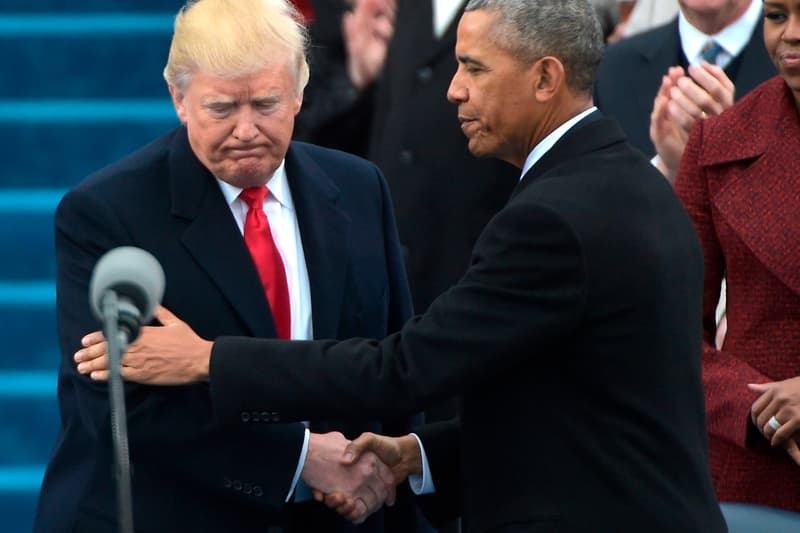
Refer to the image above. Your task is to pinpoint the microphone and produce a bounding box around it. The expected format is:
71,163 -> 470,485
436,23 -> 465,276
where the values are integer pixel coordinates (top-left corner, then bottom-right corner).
89,246 -> 165,344
87,246 -> 165,533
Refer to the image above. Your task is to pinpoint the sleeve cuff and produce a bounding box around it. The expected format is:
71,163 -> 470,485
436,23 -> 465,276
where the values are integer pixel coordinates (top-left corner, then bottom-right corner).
286,428 -> 310,502
408,432 -> 436,495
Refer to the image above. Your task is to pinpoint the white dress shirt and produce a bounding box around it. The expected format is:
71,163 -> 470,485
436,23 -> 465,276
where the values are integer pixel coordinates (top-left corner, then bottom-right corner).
678,0 -> 762,69
216,159 -> 313,501
410,107 -> 598,495
433,0 -> 463,38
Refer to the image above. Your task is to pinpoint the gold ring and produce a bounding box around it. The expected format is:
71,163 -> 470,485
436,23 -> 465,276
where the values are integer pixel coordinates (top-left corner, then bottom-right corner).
700,111 -> 709,119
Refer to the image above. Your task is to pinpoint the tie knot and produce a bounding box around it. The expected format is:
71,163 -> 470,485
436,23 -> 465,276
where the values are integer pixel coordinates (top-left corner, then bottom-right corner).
701,40 -> 723,64
240,186 -> 268,209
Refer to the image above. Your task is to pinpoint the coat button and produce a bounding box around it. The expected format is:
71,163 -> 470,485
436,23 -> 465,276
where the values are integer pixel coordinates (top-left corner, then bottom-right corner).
233,479 -> 242,491
243,483 -> 252,495
417,66 -> 433,83
241,412 -> 250,422
399,150 -> 414,165
271,412 -> 280,422
260,411 -> 270,421
223,477 -> 232,489
251,411 -> 260,422
253,485 -> 263,497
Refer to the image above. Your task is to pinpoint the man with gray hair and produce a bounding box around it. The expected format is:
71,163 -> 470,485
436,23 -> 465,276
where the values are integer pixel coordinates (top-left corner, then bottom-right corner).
75,1 -> 727,530
34,0 -> 428,532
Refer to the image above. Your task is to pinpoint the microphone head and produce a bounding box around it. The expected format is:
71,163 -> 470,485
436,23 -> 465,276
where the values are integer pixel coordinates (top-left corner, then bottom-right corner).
89,246 -> 165,324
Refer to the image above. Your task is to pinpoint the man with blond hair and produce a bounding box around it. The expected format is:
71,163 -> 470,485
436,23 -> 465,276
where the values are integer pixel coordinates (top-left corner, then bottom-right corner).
33,0 -> 426,531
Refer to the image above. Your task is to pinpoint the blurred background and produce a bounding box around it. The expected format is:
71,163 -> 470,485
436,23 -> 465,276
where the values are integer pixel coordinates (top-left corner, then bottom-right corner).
0,2 -> 181,530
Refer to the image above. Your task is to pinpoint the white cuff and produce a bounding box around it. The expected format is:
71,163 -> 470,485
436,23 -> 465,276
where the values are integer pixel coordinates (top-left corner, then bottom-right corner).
286,428 -> 310,502
407,432 -> 436,495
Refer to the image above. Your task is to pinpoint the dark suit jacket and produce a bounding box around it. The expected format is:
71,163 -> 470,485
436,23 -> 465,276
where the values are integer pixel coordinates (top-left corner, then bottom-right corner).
34,127 -> 417,533
208,114 -> 727,532
595,16 -> 775,155
675,76 -> 800,511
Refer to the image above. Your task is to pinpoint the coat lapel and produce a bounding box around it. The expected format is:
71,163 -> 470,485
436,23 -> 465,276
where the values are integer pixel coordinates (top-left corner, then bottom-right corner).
635,19 -> 683,123
284,143 -> 350,339
168,128 -> 276,338
730,20 -> 777,98
707,80 -> 800,296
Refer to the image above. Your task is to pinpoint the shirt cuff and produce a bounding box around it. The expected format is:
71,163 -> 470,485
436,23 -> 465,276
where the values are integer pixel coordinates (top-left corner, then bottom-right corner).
408,432 -> 436,495
286,428 -> 310,502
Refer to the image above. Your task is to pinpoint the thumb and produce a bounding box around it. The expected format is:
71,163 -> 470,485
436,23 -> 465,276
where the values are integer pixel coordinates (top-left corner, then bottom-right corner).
342,432 -> 377,464
155,305 -> 179,327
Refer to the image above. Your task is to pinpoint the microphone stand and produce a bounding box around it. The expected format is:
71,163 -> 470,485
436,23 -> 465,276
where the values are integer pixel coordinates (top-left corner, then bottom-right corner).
101,290 -> 135,533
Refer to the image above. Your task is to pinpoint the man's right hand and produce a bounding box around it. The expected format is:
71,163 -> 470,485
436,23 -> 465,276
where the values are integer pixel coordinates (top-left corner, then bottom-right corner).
342,0 -> 396,90
300,432 -> 396,524
314,432 -> 423,522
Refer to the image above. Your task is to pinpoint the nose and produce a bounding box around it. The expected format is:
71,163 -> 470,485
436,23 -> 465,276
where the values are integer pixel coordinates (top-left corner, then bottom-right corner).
785,13 -> 800,42
447,70 -> 467,104
232,108 -> 259,142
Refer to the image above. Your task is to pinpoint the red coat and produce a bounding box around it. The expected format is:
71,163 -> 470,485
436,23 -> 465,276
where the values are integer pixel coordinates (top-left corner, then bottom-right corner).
676,76 -> 800,511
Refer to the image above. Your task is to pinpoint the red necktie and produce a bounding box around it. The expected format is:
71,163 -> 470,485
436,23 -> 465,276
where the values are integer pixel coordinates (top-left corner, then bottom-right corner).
240,187 -> 291,339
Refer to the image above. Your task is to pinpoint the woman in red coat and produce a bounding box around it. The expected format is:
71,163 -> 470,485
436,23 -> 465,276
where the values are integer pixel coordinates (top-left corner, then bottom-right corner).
675,0 -> 800,512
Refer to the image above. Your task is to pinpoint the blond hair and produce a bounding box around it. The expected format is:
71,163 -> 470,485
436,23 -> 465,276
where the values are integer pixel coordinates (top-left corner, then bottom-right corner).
163,0 -> 309,93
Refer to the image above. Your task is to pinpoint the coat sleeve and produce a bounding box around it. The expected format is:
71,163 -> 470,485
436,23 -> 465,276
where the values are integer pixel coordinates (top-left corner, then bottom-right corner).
674,121 -> 770,449
209,198 -> 586,421
55,187 -> 306,509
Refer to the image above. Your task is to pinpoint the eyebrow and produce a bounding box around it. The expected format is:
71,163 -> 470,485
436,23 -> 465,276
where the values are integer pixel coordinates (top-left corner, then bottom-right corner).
457,54 -> 487,68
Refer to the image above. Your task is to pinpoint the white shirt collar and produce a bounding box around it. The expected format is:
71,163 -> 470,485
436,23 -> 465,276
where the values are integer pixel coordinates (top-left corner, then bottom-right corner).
520,107 -> 598,180
678,0 -> 761,66
215,159 -> 294,211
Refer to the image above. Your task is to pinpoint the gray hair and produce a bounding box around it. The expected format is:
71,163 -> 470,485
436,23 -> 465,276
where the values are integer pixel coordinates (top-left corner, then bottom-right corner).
464,0 -> 604,95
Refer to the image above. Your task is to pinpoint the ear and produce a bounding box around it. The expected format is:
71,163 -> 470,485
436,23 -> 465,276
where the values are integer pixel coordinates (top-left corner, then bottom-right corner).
531,56 -> 566,103
168,84 -> 188,125
293,89 -> 304,116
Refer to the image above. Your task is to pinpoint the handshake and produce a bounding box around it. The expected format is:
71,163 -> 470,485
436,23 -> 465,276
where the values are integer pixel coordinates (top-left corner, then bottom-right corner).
301,431 -> 423,524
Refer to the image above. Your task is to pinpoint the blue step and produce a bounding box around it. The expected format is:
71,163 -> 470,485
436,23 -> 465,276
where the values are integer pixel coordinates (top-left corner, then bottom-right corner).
0,284 -> 61,371
0,392 -> 58,465
2,32 -> 172,99
0,485 -> 41,533
0,112 -> 177,188
0,191 -> 61,280
1,1 -> 184,13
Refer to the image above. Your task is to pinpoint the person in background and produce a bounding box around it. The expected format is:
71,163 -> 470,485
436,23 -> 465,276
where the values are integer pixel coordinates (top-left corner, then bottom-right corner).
674,0 -> 800,519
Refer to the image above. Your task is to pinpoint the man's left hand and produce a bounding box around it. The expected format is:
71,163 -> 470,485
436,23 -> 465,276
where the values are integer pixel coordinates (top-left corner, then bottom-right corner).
75,305 -> 212,385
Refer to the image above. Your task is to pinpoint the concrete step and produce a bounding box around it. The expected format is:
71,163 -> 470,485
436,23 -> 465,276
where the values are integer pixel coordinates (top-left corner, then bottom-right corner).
1,1 -> 183,13
0,283 -> 61,371
0,190 -> 61,280
0,390 -> 58,465
2,29 -> 171,99
0,104 -> 177,188
0,480 -> 41,533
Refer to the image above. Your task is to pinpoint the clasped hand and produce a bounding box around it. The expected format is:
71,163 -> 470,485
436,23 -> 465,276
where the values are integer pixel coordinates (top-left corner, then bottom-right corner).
749,377 -> 800,465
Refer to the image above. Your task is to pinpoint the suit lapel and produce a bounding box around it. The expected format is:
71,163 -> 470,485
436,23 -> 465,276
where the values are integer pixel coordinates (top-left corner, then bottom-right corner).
284,143 -> 350,339
635,19 -> 683,123
730,21 -> 776,98
168,128 -> 276,338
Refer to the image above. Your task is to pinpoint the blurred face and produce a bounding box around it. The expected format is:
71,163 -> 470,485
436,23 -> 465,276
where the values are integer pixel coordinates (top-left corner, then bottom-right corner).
763,1 -> 800,108
679,0 -> 751,33
169,63 -> 302,188
447,10 -> 537,167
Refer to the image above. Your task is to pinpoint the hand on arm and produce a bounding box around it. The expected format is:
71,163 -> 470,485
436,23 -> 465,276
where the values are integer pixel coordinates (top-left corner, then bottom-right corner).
301,432 -> 397,524
74,305 -> 211,385
748,377 -> 800,465
651,64 -> 735,181
313,432 -> 422,522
